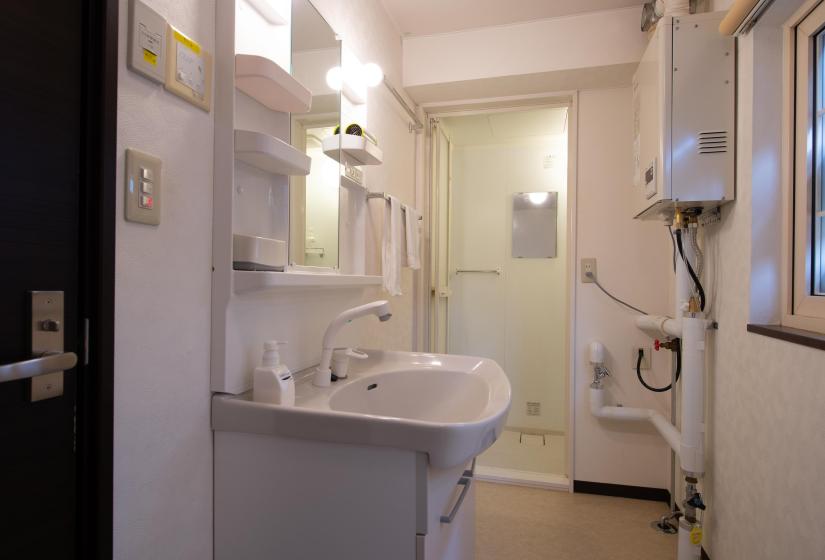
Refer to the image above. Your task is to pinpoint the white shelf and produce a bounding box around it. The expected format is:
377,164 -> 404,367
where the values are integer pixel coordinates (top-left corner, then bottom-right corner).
233,270 -> 382,293
322,135 -> 383,166
235,54 -> 312,113
234,129 -> 311,176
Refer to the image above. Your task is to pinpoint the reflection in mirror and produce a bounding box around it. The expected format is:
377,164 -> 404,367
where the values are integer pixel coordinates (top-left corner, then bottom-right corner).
512,192 -> 558,259
289,0 -> 341,269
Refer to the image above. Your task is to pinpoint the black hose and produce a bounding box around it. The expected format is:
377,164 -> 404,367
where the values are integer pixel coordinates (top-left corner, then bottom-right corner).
667,225 -> 676,273
674,229 -> 706,312
636,343 -> 681,393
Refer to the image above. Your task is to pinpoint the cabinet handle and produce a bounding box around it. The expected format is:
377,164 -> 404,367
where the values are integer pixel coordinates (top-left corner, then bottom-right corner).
440,477 -> 472,524
463,458 -> 476,478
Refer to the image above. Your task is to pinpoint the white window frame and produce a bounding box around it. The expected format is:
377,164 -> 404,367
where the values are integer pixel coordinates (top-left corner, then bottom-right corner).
785,0 -> 825,333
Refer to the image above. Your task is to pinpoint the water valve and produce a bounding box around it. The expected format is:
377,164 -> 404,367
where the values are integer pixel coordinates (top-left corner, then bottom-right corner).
686,492 -> 706,511
654,338 -> 680,352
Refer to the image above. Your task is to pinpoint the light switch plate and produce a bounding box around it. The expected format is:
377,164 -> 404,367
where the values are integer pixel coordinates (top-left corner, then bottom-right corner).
127,0 -> 167,83
164,24 -> 213,112
125,148 -> 162,225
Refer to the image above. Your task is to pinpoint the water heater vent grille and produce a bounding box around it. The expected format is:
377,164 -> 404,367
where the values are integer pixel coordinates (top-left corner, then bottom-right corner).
697,130 -> 728,154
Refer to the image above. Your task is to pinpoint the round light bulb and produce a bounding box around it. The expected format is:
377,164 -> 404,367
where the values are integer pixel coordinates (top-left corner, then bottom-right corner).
528,192 -> 549,205
325,66 -> 343,91
362,62 -> 384,87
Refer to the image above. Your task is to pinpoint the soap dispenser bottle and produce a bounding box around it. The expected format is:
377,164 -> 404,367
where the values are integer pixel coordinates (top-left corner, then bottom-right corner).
253,341 -> 294,405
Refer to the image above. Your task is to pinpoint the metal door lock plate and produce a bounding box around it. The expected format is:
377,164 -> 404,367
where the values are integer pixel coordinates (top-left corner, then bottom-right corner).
39,319 -> 61,332
30,291 -> 66,402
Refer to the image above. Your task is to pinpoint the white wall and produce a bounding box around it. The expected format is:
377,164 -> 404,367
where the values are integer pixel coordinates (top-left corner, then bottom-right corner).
404,7 -> 645,87
701,2 -> 825,557
573,88 -> 674,489
403,8 -> 647,103
114,0 -> 215,557
115,0 -> 418,557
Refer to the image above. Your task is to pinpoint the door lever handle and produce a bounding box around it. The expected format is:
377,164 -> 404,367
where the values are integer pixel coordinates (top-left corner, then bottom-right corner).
0,352 -> 78,384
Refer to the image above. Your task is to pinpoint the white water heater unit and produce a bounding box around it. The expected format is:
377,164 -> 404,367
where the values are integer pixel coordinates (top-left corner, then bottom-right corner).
632,11 -> 735,220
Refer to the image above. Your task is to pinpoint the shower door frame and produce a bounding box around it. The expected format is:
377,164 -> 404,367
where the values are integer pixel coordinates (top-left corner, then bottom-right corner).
423,92 -> 579,490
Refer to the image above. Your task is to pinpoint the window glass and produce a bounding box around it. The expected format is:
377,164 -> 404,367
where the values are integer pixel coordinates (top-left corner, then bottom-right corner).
815,30 -> 825,295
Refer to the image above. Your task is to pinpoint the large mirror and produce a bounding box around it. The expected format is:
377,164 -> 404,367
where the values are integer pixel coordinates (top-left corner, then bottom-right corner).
289,0 -> 341,269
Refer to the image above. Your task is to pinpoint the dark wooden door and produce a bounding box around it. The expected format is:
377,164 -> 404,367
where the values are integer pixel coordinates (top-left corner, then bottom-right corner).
0,2 -> 88,557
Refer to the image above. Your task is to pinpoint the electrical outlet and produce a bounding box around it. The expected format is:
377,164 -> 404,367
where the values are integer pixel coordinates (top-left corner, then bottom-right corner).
633,347 -> 652,370
581,258 -> 597,283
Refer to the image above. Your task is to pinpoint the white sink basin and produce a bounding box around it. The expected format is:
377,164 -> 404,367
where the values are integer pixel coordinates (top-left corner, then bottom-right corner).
212,350 -> 511,468
329,369 -> 491,422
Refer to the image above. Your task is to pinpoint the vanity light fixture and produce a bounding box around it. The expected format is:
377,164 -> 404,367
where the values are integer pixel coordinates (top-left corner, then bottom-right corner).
325,63 -> 384,101
361,62 -> 384,87
325,66 -> 343,91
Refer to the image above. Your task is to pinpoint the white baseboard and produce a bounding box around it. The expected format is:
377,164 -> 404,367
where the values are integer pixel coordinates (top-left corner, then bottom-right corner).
475,465 -> 570,491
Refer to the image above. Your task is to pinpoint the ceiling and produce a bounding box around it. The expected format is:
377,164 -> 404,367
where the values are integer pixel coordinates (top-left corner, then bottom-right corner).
380,0 -> 642,36
443,107 -> 568,146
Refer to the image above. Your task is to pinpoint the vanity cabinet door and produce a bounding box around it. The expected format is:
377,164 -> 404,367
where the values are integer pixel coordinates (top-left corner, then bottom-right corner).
422,461 -> 476,560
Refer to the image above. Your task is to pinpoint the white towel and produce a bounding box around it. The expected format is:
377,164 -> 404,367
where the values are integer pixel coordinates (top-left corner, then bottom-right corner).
382,195 -> 403,296
404,206 -> 421,270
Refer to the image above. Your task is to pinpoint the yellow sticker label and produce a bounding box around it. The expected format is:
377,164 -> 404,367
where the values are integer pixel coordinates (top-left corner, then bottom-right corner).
690,526 -> 703,545
173,29 -> 201,55
142,48 -> 158,66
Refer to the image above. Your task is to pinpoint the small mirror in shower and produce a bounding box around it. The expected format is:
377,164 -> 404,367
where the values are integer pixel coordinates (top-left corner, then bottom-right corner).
512,192 -> 558,258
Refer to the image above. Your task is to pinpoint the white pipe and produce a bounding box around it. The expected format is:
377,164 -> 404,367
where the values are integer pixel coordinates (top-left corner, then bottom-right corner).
679,315 -> 705,475
598,319 -> 706,474
635,314 -> 682,338
590,388 -> 681,456
678,521 -> 701,559
633,228 -> 692,339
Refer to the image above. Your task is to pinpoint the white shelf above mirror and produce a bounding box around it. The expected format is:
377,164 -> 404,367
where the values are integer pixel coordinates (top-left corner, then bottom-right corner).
234,129 -> 311,176
233,270 -> 382,293
235,54 -> 312,113
322,134 -> 383,166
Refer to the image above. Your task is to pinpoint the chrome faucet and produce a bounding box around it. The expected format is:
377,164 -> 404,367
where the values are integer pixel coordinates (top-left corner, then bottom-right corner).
313,300 -> 392,387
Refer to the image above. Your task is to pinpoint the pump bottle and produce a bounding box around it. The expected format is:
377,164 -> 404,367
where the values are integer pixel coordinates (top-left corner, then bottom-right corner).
253,341 -> 294,405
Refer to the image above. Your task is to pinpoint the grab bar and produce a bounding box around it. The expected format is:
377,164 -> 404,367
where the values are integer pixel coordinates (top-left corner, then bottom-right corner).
455,267 -> 501,275
0,352 -> 78,384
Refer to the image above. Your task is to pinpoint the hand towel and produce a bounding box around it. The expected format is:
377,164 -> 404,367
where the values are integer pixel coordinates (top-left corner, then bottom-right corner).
382,195 -> 403,296
405,206 -> 421,270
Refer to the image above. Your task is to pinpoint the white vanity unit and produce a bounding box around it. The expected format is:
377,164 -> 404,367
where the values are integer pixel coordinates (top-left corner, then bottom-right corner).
213,350 -> 511,559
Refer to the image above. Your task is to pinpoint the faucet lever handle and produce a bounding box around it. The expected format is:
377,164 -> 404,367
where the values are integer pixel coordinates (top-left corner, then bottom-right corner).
346,348 -> 368,360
